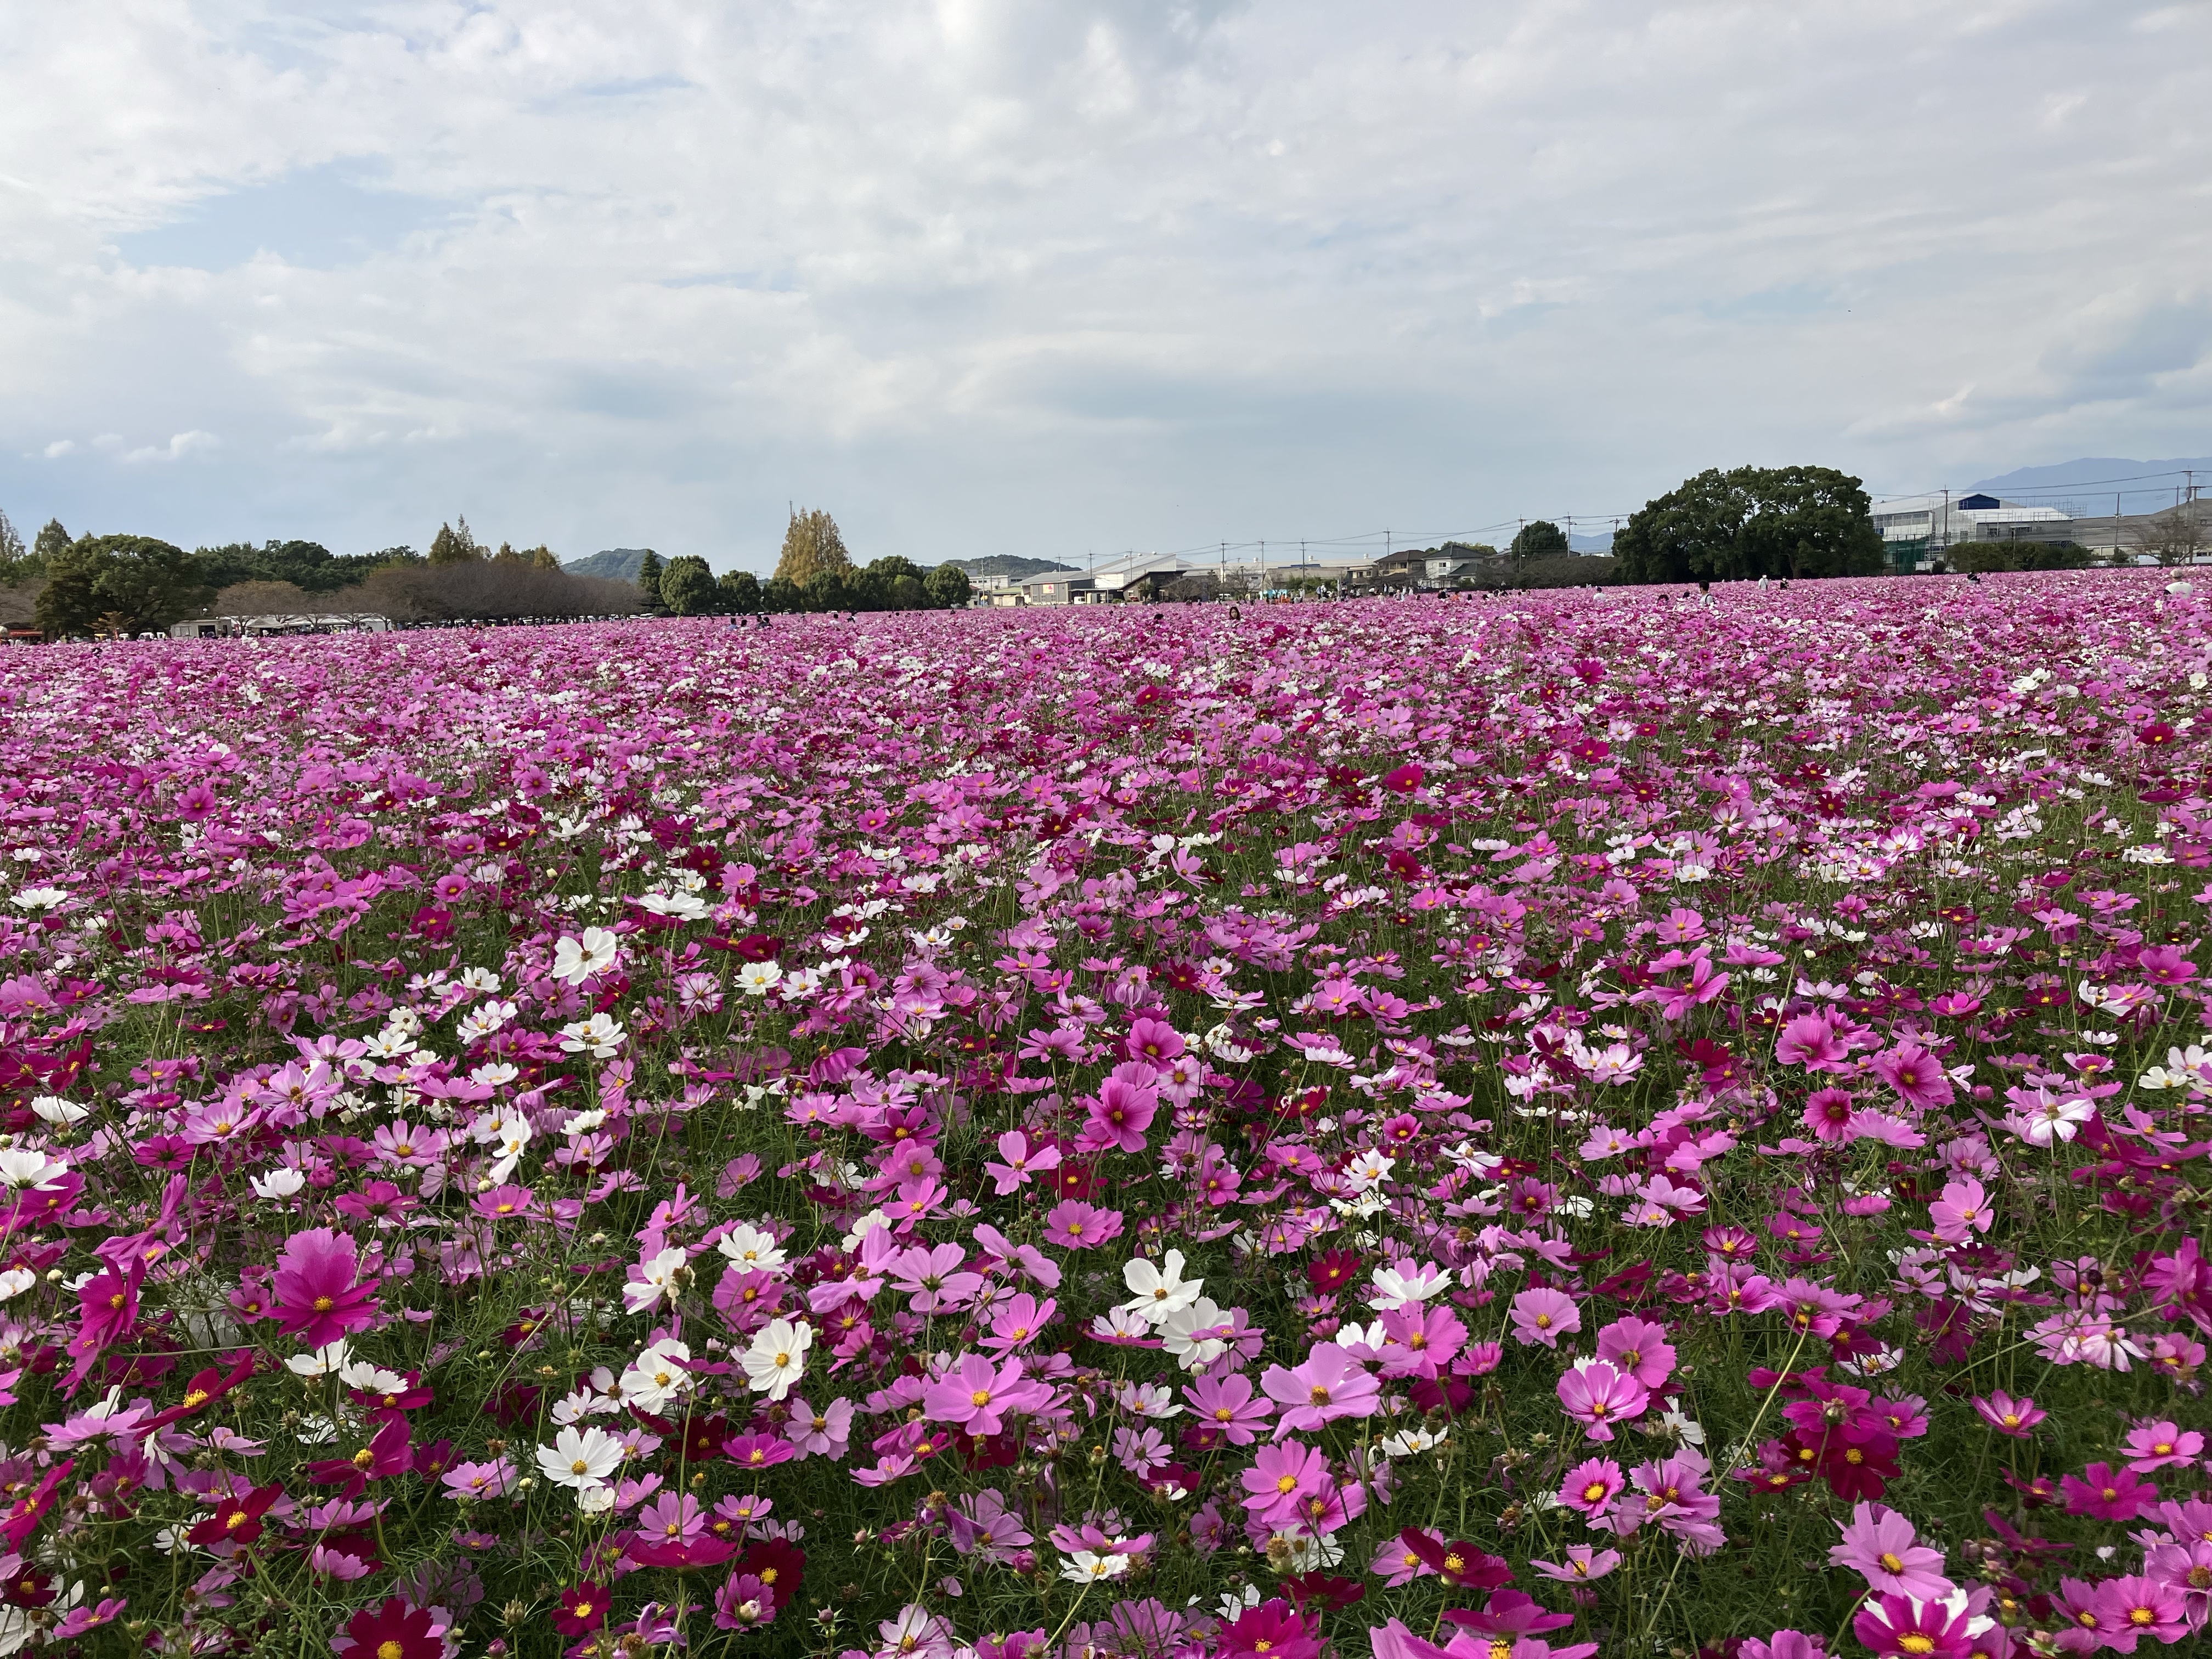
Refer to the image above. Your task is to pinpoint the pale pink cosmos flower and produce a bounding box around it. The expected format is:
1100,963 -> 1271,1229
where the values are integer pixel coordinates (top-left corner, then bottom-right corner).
1509,1287 -> 1581,1348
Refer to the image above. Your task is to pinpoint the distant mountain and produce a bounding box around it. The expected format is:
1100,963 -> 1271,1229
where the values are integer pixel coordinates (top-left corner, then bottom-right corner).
1969,458 -> 2212,517
565,548 -> 655,582
939,555 -> 1077,580
1569,531 -> 1615,553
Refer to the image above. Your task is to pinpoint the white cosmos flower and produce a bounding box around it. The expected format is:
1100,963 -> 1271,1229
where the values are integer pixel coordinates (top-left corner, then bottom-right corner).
558,1014 -> 627,1059
0,1268 -> 36,1302
30,1096 -> 88,1127
636,890 -> 709,921
741,1318 -> 813,1401
619,1339 -> 694,1412
1158,1297 -> 1234,1371
537,1424 -> 624,1491
1119,1249 -> 1203,1325
735,960 -> 784,996
9,887 -> 67,911
285,1341 -> 352,1378
338,1358 -> 410,1395
1062,1551 -> 1131,1584
622,1246 -> 691,1314
1368,1260 -> 1452,1311
550,927 -> 620,987
0,1148 -> 66,1190
458,967 -> 502,993
250,1168 -> 307,1201
716,1224 -> 788,1272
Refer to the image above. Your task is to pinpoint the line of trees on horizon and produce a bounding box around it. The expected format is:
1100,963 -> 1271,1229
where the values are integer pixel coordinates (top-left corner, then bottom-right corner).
635,510 -> 973,616
0,512 -> 641,637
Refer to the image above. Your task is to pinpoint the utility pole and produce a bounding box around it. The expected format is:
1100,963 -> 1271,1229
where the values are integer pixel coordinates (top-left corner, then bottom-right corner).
1259,539 -> 1266,599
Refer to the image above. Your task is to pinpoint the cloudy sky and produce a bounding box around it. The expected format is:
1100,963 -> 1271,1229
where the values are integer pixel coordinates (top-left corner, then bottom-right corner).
3,1 -> 2208,571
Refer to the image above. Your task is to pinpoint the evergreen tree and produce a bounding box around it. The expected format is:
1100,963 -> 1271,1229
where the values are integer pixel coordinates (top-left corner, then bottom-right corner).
0,509 -> 25,582
719,569 -> 762,613
528,545 -> 562,571
636,550 -> 665,610
923,563 -> 972,609
772,509 -> 855,591
33,519 -> 70,567
659,556 -> 716,616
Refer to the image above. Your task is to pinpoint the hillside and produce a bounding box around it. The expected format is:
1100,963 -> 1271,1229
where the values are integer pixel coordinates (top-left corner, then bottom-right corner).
1970,456 -> 2211,517
938,554 -> 1077,581
565,548 -> 655,582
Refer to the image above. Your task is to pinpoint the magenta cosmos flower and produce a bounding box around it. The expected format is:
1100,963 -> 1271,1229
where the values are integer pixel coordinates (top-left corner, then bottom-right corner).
1851,1591 -> 1979,1659
1972,1392 -> 2045,1437
1869,1042 -> 1955,1110
272,1228 -> 380,1346
921,1355 -> 1048,1436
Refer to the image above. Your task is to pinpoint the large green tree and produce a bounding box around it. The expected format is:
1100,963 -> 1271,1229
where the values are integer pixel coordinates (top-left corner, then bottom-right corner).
719,569 -> 762,614
0,509 -> 26,582
658,556 -> 716,616
1509,521 -> 1571,566
636,550 -> 665,611
1613,465 -> 1883,584
35,534 -> 206,638
923,562 -> 972,609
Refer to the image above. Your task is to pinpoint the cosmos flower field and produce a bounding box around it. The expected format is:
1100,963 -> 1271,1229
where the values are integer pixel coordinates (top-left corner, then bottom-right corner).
0,574 -> 2208,1659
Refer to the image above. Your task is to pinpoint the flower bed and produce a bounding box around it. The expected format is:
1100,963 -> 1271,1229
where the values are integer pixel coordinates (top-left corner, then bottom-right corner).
0,574 -> 2206,1658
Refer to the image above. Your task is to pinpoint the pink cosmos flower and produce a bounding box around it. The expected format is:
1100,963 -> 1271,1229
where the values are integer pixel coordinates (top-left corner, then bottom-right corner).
921,1354 -> 1047,1436
272,1228 -> 381,1347
1530,1545 -> 1620,1583
1559,1457 -> 1624,1520
1041,1199 -> 1124,1250
1239,1440 -> 1327,1524
1555,1361 -> 1648,1442
1827,1502 -> 1954,1601
1594,1316 -> 1675,1389
2121,1419 -> 2205,1472
1972,1392 -> 2045,1437
1509,1287 -> 1581,1349
1737,1636 -> 1827,1659
1184,1373 -> 1275,1446
1376,1304 -> 1468,1379
2092,1576 -> 2187,1646
981,1131 -> 1060,1195
980,1293 -> 1056,1355
1260,1342 -> 1380,1433
1928,1177 -> 1992,1244
782,1396 -> 853,1460
1775,1012 -> 1850,1071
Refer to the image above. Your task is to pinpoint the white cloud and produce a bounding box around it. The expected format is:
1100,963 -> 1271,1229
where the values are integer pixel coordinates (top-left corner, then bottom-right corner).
121,430 -> 219,465
0,1 -> 2208,563
42,440 -> 76,459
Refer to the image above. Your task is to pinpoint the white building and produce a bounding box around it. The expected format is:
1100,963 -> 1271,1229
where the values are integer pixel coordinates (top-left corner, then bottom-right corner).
1872,492 -> 2074,569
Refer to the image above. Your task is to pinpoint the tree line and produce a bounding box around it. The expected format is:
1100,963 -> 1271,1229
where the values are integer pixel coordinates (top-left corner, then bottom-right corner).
0,514 -> 639,637
637,509 -> 972,615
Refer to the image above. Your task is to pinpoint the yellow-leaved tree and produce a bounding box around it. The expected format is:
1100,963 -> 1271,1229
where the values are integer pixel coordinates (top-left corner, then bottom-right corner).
772,509 -> 855,591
